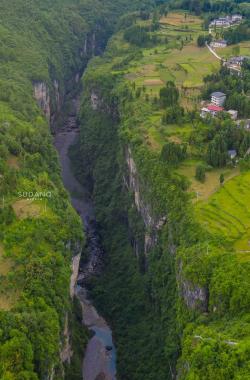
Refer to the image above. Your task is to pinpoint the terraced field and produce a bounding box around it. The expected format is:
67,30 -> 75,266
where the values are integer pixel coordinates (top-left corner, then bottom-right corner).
123,12 -> 219,100
196,172 -> 250,258
216,40 -> 250,59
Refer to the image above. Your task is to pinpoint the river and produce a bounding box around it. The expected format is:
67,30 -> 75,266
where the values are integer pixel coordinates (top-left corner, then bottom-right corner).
54,94 -> 117,380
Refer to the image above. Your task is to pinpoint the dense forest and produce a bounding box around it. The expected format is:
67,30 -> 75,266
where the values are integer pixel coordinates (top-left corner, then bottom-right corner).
0,0 -> 157,378
77,6 -> 250,379
0,0 -> 250,379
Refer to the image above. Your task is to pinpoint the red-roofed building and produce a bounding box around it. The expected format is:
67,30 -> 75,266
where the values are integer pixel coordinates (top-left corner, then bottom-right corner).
200,104 -> 224,118
207,105 -> 224,112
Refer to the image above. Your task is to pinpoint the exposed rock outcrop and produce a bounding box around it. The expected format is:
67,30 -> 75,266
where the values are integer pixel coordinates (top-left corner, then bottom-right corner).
53,79 -> 61,112
124,146 -> 166,254
60,313 -> 73,364
70,252 -> 81,298
60,246 -> 82,368
181,280 -> 208,311
91,91 -> 101,111
178,262 -> 208,312
33,81 -> 51,119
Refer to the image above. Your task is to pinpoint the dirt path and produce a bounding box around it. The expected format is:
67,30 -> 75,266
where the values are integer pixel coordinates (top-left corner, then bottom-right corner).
205,42 -> 222,61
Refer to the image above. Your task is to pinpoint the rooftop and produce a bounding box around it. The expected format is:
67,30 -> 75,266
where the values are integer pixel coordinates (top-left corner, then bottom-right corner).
211,91 -> 226,98
207,104 -> 224,112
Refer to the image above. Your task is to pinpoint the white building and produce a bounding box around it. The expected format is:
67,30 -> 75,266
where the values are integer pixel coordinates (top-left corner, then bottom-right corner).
228,150 -> 237,159
210,40 -> 227,48
200,104 -> 224,118
211,92 -> 226,107
228,110 -> 238,120
232,14 -> 243,23
209,14 -> 243,29
210,18 -> 231,27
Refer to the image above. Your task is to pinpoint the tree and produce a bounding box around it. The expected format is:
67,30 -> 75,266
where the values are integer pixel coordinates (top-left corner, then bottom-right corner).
161,142 -> 187,165
162,105 -> 184,124
124,26 -> 150,47
195,165 -> 206,182
159,81 -> 179,107
197,34 -> 212,47
152,11 -> 160,31
207,135 -> 228,168
220,173 -> 225,185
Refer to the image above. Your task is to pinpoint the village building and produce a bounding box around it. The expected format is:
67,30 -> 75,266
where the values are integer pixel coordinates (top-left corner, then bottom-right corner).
210,39 -> 227,48
211,92 -> 226,107
200,104 -> 224,118
224,56 -> 250,76
231,14 -> 243,23
210,17 -> 231,27
228,149 -> 237,159
227,110 -> 238,120
226,56 -> 248,67
209,14 -> 243,29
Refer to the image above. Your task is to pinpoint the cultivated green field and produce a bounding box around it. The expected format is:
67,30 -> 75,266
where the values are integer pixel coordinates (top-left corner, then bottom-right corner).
216,40 -> 250,59
123,12 -> 220,103
111,11 -> 248,199
196,172 -> 250,259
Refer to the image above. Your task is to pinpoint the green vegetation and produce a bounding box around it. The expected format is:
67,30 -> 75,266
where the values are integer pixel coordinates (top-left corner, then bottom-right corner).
195,164 -> 206,182
1,0 -> 250,378
0,0 -> 158,378
197,34 -> 212,47
78,7 -> 250,380
223,20 -> 250,45
203,63 -> 250,118
64,297 -> 89,380
161,141 -> 187,165
196,172 -> 250,251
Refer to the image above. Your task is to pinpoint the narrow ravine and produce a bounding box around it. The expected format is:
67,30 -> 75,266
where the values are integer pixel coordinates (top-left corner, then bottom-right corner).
54,92 -> 117,380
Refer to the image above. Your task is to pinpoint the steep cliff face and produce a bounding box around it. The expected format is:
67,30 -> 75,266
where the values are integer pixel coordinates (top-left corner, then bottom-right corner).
34,30 -> 101,126
177,261 -> 208,312
33,81 -> 51,119
124,145 -> 166,254
180,278 -> 208,311
60,249 -> 82,368
81,32 -> 97,58
125,145 -> 208,313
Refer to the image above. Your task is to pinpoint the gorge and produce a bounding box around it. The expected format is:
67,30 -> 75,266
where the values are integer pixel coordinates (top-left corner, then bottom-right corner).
53,87 -> 117,380
0,1 -> 249,380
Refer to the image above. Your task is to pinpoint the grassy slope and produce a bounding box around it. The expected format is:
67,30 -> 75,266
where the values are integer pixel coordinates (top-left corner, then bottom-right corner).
108,11 -> 241,200
197,171 -> 250,255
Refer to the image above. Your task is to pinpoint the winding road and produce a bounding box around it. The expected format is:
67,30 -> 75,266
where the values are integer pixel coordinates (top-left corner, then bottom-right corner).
205,42 -> 222,61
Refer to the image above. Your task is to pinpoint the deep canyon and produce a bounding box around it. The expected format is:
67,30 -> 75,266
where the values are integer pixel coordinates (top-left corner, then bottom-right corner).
0,1 -> 249,379
54,90 -> 117,380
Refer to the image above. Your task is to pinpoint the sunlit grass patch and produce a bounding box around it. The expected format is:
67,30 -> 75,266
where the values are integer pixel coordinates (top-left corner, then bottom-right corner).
12,198 -> 48,219
218,41 -> 250,59
196,172 -> 250,247
160,12 -> 203,28
178,161 -> 240,201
